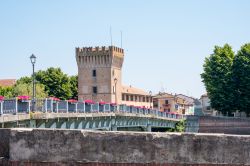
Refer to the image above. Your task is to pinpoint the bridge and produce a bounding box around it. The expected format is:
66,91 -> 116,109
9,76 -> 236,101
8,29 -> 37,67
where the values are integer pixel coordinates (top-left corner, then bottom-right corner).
0,97 -> 184,131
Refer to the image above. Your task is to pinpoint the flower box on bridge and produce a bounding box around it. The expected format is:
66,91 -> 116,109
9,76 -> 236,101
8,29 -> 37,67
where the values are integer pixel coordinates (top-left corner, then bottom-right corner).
17,96 -> 30,102
99,101 -> 106,105
84,100 -> 95,104
49,97 -> 60,103
68,99 -> 78,104
0,96 -> 4,102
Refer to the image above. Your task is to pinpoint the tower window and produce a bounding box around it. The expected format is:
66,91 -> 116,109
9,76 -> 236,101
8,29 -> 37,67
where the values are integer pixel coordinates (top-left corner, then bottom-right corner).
165,100 -> 168,105
92,70 -> 96,77
93,86 -> 97,94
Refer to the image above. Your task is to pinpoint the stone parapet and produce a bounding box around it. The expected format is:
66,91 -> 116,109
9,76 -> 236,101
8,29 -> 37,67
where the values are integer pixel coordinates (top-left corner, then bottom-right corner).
0,129 -> 250,165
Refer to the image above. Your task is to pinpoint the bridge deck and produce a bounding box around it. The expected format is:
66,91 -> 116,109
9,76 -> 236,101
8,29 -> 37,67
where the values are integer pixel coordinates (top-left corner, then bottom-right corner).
32,112 -> 181,121
0,113 -> 30,123
0,112 -> 183,131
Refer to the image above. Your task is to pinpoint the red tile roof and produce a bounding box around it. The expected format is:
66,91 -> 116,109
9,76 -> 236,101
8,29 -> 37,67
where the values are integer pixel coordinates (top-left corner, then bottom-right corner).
0,79 -> 16,87
121,85 -> 150,96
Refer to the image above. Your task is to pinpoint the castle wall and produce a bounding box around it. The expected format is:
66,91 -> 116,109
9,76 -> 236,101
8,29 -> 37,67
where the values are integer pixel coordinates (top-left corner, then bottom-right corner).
78,67 -> 112,102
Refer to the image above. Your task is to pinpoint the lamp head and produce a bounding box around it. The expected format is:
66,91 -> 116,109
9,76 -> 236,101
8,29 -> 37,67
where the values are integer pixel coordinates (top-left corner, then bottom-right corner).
30,54 -> 36,65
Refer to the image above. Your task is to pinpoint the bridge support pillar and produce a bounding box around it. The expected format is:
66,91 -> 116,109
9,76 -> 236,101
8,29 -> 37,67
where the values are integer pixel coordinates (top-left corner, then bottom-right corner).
29,120 -> 36,128
111,125 -> 117,131
147,125 -> 152,132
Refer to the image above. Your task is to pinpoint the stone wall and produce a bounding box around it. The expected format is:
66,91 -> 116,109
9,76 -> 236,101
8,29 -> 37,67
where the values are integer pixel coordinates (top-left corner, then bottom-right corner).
0,128 -> 250,165
0,129 -> 10,158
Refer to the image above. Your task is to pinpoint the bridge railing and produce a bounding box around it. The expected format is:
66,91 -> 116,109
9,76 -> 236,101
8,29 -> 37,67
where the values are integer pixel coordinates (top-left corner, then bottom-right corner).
77,102 -> 85,113
0,101 -> 2,115
0,98 -> 185,120
0,98 -> 31,115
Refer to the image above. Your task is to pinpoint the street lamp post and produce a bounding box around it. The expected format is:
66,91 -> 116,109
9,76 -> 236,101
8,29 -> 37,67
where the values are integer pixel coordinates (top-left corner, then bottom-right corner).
30,54 -> 36,112
114,78 -> 118,104
149,90 -> 152,109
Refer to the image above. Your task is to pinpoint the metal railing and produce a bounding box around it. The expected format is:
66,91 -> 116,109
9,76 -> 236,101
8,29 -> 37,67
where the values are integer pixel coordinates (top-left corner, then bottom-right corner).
0,98 -> 185,120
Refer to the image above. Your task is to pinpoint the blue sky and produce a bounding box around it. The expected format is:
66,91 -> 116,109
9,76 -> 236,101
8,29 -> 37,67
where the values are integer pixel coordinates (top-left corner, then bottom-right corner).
0,0 -> 250,98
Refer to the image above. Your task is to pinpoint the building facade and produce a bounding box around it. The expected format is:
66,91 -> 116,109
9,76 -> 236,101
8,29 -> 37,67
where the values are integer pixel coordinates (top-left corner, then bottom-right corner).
76,46 -> 152,107
153,93 -> 197,115
153,93 -> 186,114
177,94 -> 195,115
200,93 -> 217,116
121,85 -> 152,108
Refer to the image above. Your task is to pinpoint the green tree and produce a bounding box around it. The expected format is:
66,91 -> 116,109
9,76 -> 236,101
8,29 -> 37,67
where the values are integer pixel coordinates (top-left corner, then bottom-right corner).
0,86 -> 14,98
166,120 -> 186,132
13,83 -> 47,98
201,44 -> 235,116
35,67 -> 72,100
232,43 -> 250,116
175,119 -> 186,132
16,76 -> 32,84
69,75 -> 78,99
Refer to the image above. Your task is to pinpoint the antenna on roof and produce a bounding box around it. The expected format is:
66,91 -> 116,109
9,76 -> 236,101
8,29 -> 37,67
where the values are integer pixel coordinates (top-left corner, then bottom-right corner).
160,82 -> 165,92
110,26 -> 113,46
120,30 -> 123,48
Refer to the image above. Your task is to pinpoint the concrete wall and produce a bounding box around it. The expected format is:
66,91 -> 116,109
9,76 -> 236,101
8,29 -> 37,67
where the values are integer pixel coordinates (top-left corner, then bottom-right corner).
1,128 -> 250,165
198,116 -> 250,134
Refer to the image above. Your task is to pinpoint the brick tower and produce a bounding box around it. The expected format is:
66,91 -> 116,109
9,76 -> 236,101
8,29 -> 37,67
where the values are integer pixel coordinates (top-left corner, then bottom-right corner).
76,46 -> 124,104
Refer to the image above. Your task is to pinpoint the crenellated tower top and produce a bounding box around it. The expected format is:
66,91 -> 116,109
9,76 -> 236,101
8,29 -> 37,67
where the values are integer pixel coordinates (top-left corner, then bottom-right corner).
76,46 -> 124,69
76,46 -> 124,54
76,45 -> 125,103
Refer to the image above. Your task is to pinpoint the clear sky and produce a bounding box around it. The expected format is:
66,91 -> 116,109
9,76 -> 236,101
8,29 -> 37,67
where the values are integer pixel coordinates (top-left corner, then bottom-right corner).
0,0 -> 250,98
